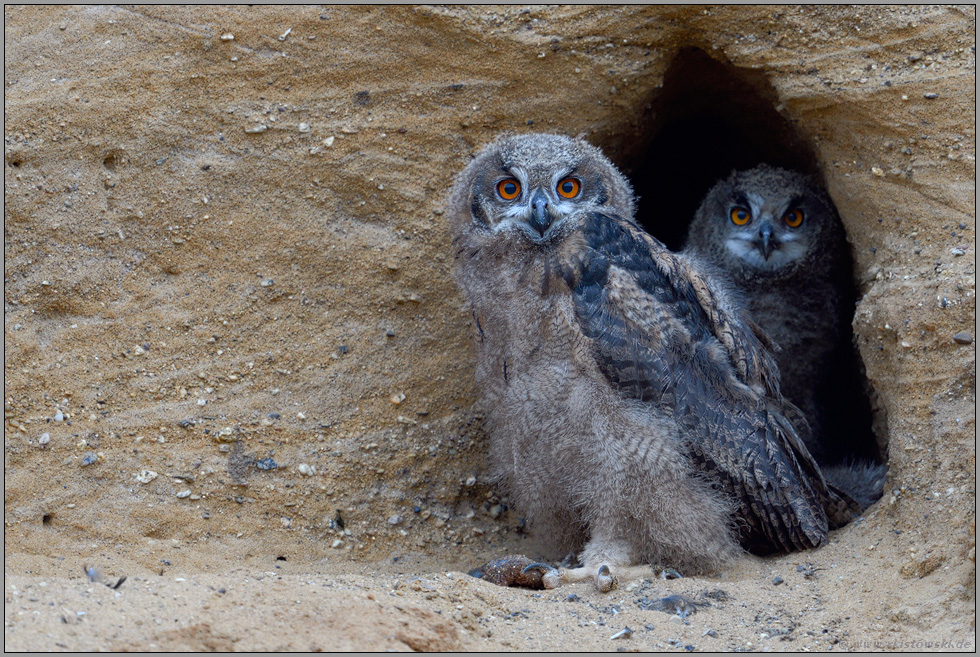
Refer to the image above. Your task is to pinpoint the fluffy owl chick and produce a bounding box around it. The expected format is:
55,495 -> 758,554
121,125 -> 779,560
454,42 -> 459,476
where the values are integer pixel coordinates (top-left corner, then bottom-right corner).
684,166 -> 884,486
449,134 -> 859,588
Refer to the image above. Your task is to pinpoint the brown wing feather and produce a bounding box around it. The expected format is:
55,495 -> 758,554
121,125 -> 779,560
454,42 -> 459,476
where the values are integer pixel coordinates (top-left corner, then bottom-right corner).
562,212 -> 857,553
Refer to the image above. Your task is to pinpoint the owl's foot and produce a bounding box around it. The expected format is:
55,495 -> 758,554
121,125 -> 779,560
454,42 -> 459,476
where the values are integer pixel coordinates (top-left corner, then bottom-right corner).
521,562 -> 619,592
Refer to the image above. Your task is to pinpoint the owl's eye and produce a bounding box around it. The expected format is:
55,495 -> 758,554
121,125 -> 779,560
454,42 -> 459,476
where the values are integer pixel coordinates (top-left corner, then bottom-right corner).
783,209 -> 804,228
557,177 -> 581,199
730,207 -> 751,226
497,179 -> 521,200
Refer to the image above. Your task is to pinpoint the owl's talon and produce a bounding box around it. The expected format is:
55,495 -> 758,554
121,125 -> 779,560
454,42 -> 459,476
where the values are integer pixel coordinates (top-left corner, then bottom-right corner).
520,562 -> 551,574
521,562 -> 564,589
595,564 -> 617,592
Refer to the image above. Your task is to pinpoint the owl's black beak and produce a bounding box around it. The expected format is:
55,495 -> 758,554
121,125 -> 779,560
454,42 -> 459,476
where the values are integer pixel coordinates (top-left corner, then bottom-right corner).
754,223 -> 779,260
528,190 -> 553,238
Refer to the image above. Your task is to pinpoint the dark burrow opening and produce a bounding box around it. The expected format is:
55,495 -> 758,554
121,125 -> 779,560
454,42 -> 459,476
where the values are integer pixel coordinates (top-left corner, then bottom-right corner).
626,47 -> 884,468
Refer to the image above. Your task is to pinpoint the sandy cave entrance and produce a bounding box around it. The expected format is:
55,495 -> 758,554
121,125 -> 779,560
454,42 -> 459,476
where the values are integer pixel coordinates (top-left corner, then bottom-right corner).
616,47 -> 886,468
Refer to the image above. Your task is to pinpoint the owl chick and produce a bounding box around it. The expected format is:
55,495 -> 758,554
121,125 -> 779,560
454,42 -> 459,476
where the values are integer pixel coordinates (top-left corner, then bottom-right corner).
683,166 -> 880,471
449,134 -> 859,589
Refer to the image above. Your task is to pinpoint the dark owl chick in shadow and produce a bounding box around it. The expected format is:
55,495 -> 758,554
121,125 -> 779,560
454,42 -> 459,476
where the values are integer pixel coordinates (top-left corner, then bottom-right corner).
450,134 -> 865,591
683,165 -> 885,508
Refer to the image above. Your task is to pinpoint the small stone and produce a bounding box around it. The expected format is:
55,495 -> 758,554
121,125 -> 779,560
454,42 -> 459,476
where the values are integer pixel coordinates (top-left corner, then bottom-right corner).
260,279 -> 274,287
245,125 -> 268,134
176,489 -> 191,498
388,515 -> 402,525
136,470 -> 158,484
465,476 -> 477,486
669,615 -> 684,624
331,539 -> 344,548
54,410 -> 64,422
322,136 -> 335,147
214,427 -> 236,442
80,452 -> 98,467
256,458 -> 277,470
951,248 -> 966,256
298,122 -> 311,133
390,392 -> 406,405
488,504 -> 503,519
197,399 -> 207,406
220,33 -> 235,41
38,433 -> 51,446
871,166 -> 885,177
952,332 -> 973,345
772,575 -> 784,585
923,92 -> 939,99
386,329 -> 396,337
297,463 -> 315,476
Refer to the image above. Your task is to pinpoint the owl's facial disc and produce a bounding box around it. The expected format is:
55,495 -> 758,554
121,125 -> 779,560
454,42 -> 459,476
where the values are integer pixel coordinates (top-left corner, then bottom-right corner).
487,168 -> 584,244
723,193 -> 808,270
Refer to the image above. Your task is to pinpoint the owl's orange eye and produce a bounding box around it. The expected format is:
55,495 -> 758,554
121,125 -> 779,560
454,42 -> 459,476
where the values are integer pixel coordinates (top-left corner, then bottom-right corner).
557,177 -> 581,199
497,179 -> 521,200
730,207 -> 751,226
783,209 -> 804,228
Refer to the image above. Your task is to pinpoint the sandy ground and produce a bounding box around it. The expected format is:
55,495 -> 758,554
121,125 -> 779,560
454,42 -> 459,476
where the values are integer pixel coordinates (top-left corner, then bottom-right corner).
6,548 -> 968,653
4,5 -> 976,651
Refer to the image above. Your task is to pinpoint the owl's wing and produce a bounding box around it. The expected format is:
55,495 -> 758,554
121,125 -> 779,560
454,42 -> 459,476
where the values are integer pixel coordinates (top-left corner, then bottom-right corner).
564,212 -> 855,553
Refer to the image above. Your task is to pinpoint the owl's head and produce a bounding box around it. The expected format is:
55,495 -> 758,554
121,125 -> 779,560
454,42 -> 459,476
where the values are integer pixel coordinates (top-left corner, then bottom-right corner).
687,165 -> 842,278
449,133 -> 634,247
